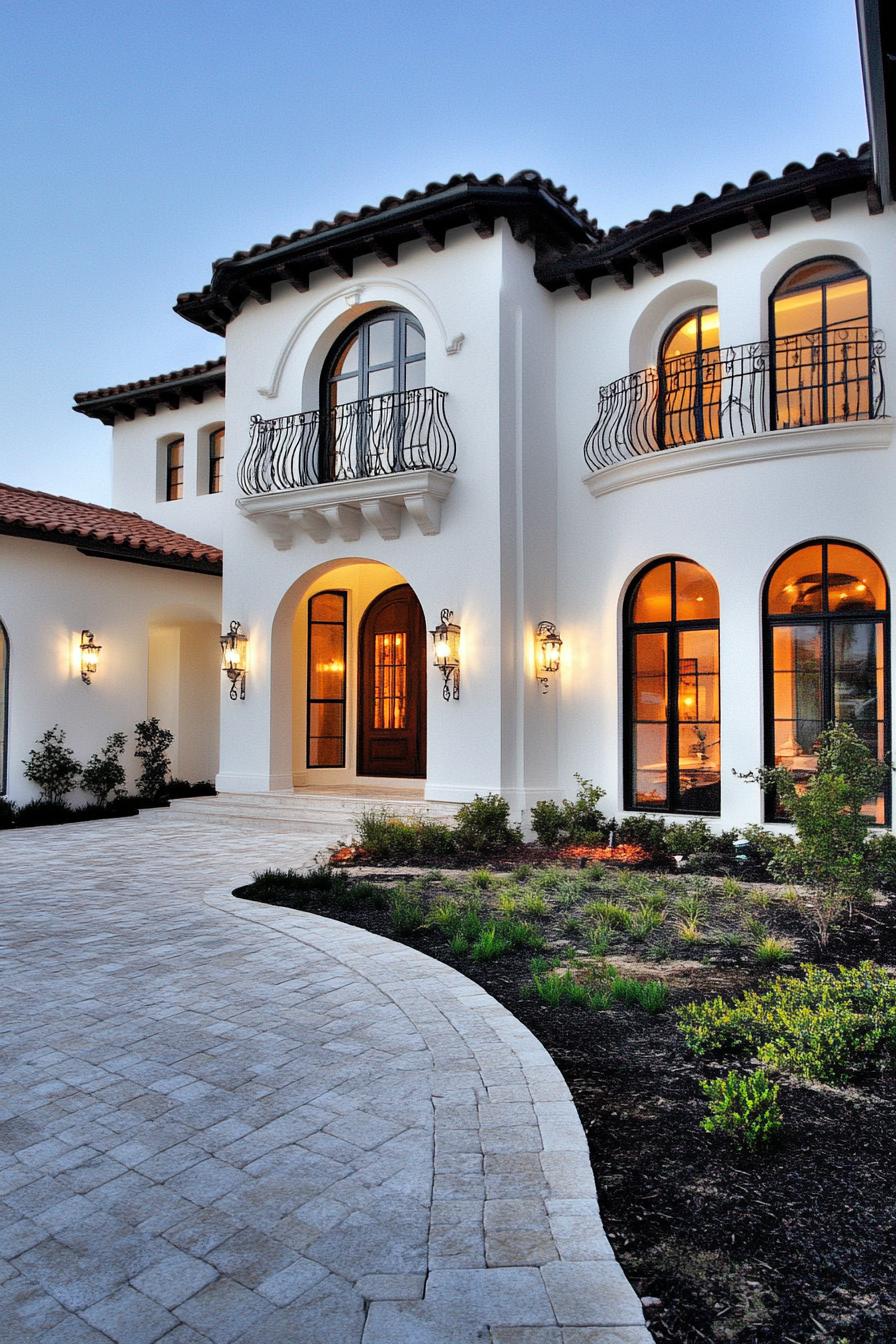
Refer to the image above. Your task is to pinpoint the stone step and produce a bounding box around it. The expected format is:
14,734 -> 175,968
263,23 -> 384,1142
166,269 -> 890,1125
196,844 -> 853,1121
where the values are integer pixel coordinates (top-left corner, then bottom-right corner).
167,790 -> 460,832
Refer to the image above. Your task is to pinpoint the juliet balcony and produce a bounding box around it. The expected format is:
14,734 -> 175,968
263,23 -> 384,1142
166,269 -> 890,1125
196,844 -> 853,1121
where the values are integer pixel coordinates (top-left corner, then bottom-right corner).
583,325 -> 887,487
237,386 -> 457,548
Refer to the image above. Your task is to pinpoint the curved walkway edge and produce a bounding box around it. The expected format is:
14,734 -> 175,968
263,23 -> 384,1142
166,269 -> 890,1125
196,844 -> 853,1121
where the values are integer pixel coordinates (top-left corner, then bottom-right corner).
207,888 -> 652,1343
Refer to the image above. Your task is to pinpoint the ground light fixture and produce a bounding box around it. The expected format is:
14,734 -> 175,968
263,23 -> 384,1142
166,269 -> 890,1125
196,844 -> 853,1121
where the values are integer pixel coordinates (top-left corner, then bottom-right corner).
220,620 -> 248,700
431,609 -> 460,701
80,630 -> 101,685
535,621 -> 563,693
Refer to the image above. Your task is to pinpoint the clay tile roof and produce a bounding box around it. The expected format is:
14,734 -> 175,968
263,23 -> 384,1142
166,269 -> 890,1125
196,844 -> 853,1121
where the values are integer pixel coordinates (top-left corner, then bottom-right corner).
535,145 -> 879,296
0,482 -> 222,574
173,171 -> 602,334
73,358 -> 225,425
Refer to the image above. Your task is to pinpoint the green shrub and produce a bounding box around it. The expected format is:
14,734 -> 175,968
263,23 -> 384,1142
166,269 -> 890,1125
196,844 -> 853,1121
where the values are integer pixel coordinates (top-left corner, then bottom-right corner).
355,809 -> 421,862
677,961 -> 896,1082
0,798 -> 17,828
244,865 -> 351,908
14,800 -> 75,827
81,732 -> 128,805
415,820 -> 457,859
530,799 -> 565,847
23,726 -> 81,805
700,1069 -> 782,1149
617,814 -> 670,859
454,793 -> 523,853
389,888 -> 425,935
530,776 -> 609,847
865,830 -> 896,892
134,718 -> 174,800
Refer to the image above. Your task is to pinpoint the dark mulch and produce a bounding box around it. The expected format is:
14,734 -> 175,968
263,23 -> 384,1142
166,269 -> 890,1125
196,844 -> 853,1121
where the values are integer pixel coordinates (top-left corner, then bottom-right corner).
235,877 -> 896,1344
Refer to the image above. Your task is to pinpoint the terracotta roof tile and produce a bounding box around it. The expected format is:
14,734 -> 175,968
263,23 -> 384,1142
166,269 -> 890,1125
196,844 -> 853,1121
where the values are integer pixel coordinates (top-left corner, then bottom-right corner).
73,356 -> 225,404
0,482 -> 222,573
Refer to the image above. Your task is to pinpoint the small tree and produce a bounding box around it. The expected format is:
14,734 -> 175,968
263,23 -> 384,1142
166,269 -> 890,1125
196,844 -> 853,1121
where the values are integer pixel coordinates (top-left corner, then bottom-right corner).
741,723 -> 890,946
81,732 -> 128,806
22,726 -> 81,805
134,718 -> 174,800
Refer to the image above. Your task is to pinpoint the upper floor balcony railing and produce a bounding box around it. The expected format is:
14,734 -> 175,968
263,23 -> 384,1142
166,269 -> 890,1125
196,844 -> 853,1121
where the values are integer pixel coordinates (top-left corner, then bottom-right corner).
238,386 -> 456,496
584,324 -> 886,473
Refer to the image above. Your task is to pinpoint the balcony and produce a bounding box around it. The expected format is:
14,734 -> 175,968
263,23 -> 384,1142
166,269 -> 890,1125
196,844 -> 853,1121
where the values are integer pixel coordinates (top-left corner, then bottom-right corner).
583,326 -> 887,483
236,387 -> 457,547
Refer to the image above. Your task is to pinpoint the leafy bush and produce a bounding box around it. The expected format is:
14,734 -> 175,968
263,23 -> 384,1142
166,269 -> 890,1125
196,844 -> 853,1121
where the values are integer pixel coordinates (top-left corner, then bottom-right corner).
865,830 -> 896,892
454,793 -> 523,853
355,809 -> 457,862
166,778 -> 217,799
23,726 -> 81,805
742,723 -> 891,945
617,814 -> 670,860
530,775 -> 609,847
0,798 -> 17,829
81,732 -> 128,805
677,961 -> 896,1082
14,800 -> 76,827
700,1069 -> 782,1149
414,820 -> 456,859
134,718 -> 174,800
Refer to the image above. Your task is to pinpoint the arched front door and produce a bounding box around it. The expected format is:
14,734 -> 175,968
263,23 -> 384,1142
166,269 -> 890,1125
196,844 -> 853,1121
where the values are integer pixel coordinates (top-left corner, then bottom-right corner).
358,584 -> 426,777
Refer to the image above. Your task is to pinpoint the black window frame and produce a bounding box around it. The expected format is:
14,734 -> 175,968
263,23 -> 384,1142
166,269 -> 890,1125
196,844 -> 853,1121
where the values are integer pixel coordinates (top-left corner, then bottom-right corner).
306,590 -> 348,770
769,255 -> 872,431
762,538 -> 890,823
657,305 -> 721,449
0,619 -> 8,795
166,437 -> 184,501
208,427 -> 224,494
623,556 -> 721,816
319,308 -> 425,481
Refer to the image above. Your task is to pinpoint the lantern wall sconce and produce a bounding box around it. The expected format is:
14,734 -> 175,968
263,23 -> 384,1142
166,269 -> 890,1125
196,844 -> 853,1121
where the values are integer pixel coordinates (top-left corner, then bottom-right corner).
220,620 -> 249,700
431,609 -> 461,701
80,630 -> 102,685
535,621 -> 563,694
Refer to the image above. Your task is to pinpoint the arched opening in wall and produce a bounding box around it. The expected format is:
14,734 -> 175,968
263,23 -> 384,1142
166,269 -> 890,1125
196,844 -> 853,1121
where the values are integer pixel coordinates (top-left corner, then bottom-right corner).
0,619 -> 8,795
763,539 -> 889,823
623,557 -> 720,815
146,611 -> 221,785
274,559 -> 428,789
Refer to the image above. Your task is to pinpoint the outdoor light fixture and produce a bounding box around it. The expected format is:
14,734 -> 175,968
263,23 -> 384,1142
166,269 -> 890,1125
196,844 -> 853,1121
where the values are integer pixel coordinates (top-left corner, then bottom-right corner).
220,620 -> 248,701
80,630 -> 101,685
535,621 -> 563,694
431,609 -> 460,701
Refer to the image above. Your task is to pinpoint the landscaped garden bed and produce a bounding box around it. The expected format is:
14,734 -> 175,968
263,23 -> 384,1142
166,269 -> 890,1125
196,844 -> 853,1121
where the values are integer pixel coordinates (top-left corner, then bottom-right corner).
235,728 -> 896,1343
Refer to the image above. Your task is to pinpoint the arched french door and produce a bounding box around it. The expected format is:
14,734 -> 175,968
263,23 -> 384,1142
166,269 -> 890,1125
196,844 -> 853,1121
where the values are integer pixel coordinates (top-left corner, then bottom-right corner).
357,584 -> 426,778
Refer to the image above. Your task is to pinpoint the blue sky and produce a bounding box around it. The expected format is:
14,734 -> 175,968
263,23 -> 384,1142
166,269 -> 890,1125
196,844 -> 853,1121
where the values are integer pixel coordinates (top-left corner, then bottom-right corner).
0,0 -> 868,504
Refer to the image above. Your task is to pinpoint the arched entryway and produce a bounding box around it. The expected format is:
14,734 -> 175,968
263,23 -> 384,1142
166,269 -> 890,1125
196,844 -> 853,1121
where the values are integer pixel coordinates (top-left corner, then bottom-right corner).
357,584 -> 426,777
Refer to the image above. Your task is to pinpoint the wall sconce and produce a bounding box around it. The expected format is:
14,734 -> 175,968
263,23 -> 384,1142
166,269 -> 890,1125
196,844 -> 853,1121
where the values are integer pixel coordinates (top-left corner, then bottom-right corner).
80,630 -> 102,685
220,620 -> 248,701
431,608 -> 461,701
535,621 -> 563,694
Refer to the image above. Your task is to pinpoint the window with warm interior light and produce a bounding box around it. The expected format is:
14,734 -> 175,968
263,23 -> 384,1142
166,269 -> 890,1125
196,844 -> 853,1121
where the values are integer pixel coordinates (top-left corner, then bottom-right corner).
166,438 -> 184,501
770,257 -> 871,429
658,307 -> 721,447
764,540 -> 889,823
625,557 -> 721,814
307,591 -> 347,768
208,428 -> 224,494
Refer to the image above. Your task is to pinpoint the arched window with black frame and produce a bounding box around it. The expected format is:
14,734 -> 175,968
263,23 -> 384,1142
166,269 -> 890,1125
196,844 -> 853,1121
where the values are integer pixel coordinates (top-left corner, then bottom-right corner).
0,620 -> 8,796
763,539 -> 889,823
624,557 -> 721,814
658,307 -> 721,448
320,308 -> 425,482
770,257 -> 872,430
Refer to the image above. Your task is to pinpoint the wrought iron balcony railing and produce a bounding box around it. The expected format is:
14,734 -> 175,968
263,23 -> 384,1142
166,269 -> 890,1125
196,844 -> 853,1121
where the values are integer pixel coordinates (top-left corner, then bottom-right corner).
584,327 -> 886,473
238,386 -> 456,495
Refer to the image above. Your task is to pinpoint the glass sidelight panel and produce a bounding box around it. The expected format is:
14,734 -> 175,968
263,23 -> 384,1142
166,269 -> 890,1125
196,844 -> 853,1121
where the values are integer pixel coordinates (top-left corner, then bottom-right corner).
833,621 -> 886,821
374,632 -> 407,730
307,592 -> 347,768
632,631 -> 668,807
677,627 -> 721,813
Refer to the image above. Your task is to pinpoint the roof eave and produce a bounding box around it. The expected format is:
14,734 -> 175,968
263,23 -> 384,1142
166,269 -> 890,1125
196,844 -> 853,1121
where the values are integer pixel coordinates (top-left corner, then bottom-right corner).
857,0 -> 896,204
73,367 -> 226,424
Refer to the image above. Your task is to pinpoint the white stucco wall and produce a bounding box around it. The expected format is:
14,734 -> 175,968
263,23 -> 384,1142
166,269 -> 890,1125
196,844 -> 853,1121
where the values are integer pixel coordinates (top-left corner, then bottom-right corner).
0,536 -> 221,801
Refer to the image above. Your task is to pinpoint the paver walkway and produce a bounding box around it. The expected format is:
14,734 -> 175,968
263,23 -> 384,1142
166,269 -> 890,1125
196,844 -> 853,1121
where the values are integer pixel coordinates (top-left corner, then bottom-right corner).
0,811 -> 650,1343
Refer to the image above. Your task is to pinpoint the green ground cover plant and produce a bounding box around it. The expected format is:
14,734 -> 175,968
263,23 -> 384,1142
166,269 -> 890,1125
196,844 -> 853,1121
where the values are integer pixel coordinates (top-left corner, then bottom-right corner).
700,1069 -> 783,1149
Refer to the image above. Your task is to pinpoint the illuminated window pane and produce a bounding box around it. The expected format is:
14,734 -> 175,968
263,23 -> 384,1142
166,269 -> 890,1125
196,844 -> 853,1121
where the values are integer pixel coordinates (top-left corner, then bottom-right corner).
374,632 -> 407,730
766,545 -> 825,615
307,591 -> 346,769
631,562 -> 672,624
676,560 -> 720,621
209,428 -> 224,494
660,307 -> 721,447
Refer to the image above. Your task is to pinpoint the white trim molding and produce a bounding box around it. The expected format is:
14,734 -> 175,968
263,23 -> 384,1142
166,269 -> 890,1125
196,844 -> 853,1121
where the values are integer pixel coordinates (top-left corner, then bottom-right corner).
584,418 -> 894,498
237,468 -> 456,548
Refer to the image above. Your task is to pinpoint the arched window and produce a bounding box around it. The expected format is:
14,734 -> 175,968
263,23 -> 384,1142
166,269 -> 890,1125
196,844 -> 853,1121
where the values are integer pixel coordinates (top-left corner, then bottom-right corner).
770,257 -> 871,429
321,309 -> 425,481
0,620 -> 7,795
764,539 -> 889,822
208,428 -> 224,494
658,308 -> 720,447
625,558 -> 720,814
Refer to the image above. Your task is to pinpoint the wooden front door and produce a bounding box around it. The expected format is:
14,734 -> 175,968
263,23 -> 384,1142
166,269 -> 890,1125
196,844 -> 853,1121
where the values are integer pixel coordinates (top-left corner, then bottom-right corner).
358,584 -> 426,778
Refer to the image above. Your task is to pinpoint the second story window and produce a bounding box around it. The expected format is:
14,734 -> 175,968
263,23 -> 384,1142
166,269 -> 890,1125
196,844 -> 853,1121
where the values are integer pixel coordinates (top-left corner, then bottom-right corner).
321,309 -> 425,480
208,428 -> 224,494
771,257 -> 871,429
166,438 -> 184,501
658,307 -> 721,448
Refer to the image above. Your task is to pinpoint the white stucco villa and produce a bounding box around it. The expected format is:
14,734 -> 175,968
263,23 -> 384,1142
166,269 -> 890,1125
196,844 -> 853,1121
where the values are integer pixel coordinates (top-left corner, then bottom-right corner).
1,2 -> 894,837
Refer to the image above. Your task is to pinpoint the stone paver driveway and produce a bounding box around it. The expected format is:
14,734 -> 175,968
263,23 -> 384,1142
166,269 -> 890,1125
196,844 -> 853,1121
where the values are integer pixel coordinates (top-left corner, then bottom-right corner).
0,812 -> 650,1343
